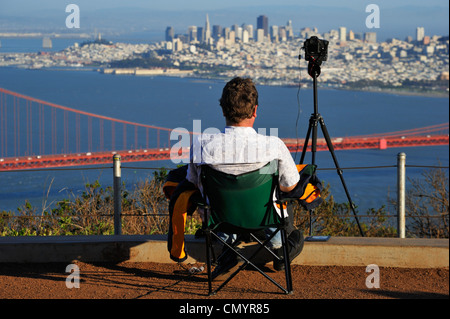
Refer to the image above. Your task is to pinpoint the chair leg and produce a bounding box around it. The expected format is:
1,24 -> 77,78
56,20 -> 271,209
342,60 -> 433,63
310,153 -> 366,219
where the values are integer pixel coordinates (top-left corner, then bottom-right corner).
280,227 -> 293,294
206,229 -> 292,295
205,229 -> 215,296
211,231 -> 290,295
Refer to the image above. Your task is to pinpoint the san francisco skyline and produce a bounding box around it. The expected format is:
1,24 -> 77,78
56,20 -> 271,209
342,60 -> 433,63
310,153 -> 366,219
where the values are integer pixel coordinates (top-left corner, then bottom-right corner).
1,0 -> 448,42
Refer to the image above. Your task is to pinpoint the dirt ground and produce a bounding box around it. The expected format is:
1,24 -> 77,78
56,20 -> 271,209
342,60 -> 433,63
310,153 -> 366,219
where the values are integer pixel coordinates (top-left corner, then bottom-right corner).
0,261 -> 448,302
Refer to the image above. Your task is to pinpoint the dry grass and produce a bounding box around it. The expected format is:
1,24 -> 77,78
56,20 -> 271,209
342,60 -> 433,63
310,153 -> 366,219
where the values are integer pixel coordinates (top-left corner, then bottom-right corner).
0,173 -> 173,236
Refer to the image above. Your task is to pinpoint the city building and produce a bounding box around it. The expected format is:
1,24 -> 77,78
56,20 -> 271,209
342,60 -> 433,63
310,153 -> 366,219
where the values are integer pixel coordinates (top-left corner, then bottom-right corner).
257,15 -> 269,37
205,14 -> 211,44
348,30 -> 355,40
188,26 -> 197,43
256,28 -> 265,43
165,27 -> 174,42
365,32 -> 377,43
212,25 -> 222,41
286,20 -> 294,40
271,25 -> 279,42
243,24 -> 254,40
339,27 -> 347,42
42,37 -> 52,49
2,14 -> 448,95
242,30 -> 249,43
416,27 -> 425,42
197,27 -> 204,43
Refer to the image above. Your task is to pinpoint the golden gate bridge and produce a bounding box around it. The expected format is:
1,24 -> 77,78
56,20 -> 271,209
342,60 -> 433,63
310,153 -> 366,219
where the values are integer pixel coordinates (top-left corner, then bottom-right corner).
0,87 -> 448,171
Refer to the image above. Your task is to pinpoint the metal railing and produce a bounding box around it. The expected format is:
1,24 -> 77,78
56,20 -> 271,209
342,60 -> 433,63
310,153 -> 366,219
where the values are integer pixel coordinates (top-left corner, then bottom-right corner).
1,152 -> 448,237
112,152 -> 448,237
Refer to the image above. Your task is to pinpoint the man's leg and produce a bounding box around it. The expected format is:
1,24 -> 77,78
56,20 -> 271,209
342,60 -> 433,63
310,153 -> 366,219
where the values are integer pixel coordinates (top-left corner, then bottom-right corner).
268,204 -> 305,271
264,203 -> 296,249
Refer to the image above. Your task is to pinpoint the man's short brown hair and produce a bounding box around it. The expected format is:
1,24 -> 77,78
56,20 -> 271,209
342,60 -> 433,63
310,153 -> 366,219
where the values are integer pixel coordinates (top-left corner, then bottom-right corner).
219,77 -> 258,124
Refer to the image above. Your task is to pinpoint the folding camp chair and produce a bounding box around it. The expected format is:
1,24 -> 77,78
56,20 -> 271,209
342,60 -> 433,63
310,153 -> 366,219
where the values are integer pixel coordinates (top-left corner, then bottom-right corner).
199,161 -> 294,295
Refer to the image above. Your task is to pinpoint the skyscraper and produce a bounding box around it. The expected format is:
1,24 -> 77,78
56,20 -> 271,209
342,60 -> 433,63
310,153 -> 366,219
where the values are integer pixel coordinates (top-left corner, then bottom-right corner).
165,26 -> 174,42
256,29 -> 265,43
348,30 -> 355,40
232,24 -> 242,40
257,15 -> 269,37
205,14 -> 211,43
188,26 -> 197,43
197,27 -> 204,42
242,30 -> 249,43
416,27 -> 425,42
242,24 -> 254,39
213,25 -> 222,41
271,25 -> 279,41
339,26 -> 347,42
286,20 -> 293,40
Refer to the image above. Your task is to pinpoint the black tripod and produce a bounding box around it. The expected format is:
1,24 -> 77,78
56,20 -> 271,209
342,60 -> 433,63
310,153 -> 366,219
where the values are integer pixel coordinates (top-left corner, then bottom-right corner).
299,61 -> 365,237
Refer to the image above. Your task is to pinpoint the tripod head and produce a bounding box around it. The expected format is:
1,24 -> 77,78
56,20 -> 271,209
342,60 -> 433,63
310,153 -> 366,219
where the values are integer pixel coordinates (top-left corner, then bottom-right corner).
300,36 -> 329,78
307,61 -> 321,78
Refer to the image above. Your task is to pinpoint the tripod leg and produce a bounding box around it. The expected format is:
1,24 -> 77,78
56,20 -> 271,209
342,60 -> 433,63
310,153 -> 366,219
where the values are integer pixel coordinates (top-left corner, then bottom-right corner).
300,116 -> 319,237
318,117 -> 365,237
300,115 -> 319,166
310,116 -> 318,166
299,119 -> 312,165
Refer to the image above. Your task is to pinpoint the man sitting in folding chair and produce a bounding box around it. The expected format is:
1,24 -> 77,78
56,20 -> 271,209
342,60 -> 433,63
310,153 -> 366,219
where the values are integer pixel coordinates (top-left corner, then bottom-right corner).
186,77 -> 306,288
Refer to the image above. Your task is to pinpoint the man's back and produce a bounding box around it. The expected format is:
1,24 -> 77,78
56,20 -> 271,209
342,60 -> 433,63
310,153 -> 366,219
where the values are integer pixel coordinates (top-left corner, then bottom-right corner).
187,126 -> 299,191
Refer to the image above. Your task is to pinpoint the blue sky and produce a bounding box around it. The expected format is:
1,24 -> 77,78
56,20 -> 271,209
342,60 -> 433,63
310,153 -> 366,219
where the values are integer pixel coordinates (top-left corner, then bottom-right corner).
1,0 -> 448,12
1,0 -> 448,41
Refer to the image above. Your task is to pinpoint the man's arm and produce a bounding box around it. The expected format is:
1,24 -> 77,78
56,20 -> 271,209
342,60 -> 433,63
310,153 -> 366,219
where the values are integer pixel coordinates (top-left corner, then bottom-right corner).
276,138 -> 300,192
280,183 -> 297,193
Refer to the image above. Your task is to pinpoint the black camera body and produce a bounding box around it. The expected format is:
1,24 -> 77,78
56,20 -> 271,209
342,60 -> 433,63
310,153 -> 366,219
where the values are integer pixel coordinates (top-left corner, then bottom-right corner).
302,36 -> 329,65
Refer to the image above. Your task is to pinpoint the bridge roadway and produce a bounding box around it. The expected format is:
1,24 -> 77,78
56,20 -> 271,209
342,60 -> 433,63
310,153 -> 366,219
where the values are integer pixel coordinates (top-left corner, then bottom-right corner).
0,134 -> 448,171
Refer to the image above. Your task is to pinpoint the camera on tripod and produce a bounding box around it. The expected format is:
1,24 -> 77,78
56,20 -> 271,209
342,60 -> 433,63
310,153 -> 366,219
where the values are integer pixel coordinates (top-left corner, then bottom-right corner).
297,35 -> 365,237
302,36 -> 329,65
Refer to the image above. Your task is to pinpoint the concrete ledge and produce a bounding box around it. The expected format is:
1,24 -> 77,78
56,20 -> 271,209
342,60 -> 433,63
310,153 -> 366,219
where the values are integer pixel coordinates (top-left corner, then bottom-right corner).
0,235 -> 448,268
0,235 -> 172,264
298,237 -> 449,268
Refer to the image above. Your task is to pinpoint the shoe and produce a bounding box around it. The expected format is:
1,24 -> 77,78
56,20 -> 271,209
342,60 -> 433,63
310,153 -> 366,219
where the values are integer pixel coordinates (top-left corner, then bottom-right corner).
273,229 -> 304,271
211,248 -> 245,281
